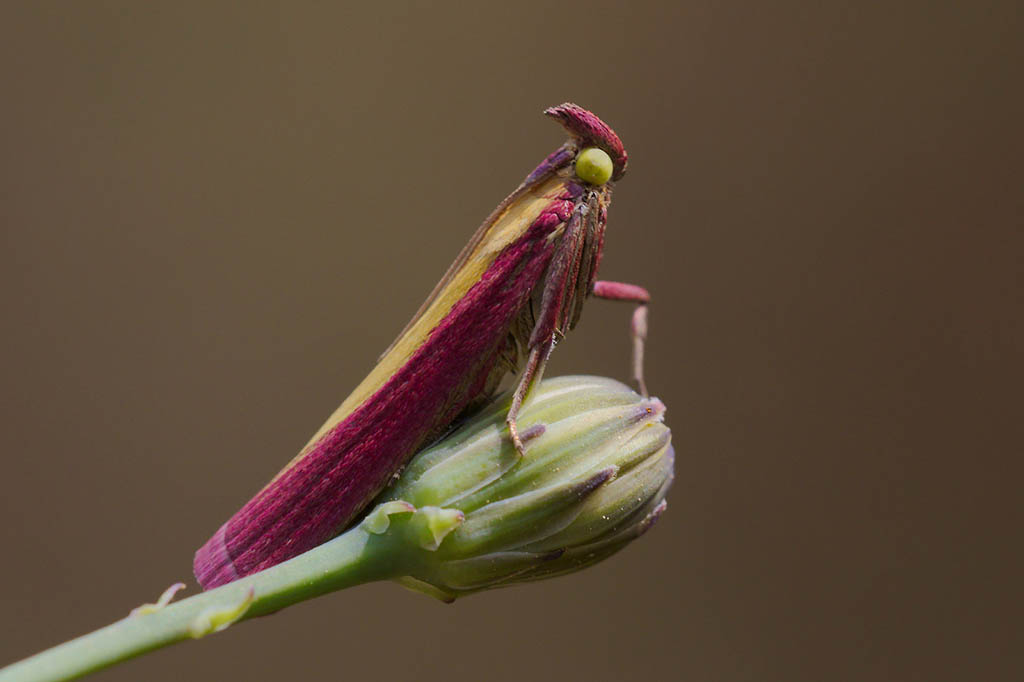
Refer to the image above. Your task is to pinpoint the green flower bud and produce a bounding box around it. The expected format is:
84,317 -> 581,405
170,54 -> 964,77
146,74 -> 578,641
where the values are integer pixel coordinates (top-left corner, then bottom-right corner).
362,375 -> 674,601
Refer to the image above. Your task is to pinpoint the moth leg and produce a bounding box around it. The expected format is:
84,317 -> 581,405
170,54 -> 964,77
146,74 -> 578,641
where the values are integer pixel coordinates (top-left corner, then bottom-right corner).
506,337 -> 556,456
592,280 -> 651,397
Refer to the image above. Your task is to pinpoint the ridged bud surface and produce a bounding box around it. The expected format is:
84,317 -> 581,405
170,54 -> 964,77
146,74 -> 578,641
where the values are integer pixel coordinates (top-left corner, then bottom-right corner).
362,375 -> 673,601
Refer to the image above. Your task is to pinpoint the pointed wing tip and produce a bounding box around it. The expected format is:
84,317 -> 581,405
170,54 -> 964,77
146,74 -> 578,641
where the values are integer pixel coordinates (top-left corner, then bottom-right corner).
194,525 -> 240,590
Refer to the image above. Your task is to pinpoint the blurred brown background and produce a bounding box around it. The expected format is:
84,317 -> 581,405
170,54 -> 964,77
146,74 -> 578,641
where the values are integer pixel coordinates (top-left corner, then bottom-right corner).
1,2 -> 1021,680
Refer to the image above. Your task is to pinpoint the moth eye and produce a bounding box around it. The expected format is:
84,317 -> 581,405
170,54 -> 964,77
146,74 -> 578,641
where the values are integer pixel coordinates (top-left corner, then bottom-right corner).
574,147 -> 613,186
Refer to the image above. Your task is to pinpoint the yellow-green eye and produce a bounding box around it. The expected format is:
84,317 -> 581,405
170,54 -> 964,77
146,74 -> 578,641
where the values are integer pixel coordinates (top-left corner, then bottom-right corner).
575,147 -> 613,185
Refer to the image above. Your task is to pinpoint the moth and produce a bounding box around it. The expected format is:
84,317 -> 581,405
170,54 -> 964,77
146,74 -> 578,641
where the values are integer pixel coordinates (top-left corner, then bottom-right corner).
194,103 -> 652,589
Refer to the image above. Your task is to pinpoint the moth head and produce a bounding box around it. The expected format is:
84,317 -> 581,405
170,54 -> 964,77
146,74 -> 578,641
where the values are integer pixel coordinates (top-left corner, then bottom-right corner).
545,103 -> 628,180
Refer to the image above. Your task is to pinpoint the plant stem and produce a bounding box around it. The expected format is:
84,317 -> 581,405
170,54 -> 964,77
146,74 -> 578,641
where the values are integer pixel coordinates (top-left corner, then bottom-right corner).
0,526 -> 405,682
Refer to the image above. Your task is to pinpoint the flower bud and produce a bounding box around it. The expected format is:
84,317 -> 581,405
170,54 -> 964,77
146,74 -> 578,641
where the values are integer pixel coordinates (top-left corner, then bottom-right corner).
361,375 -> 674,601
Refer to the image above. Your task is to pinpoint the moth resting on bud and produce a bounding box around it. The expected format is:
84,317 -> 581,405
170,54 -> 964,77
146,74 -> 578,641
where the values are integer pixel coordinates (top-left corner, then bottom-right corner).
193,104 -> 653,589
357,374 -> 674,601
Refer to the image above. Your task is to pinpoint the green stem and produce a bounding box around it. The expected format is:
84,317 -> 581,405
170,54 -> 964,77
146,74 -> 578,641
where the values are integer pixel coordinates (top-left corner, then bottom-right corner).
0,526 -> 406,682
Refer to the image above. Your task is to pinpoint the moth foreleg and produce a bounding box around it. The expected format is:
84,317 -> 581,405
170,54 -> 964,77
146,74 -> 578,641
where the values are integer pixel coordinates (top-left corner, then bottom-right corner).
592,280 -> 651,397
506,337 -> 555,455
